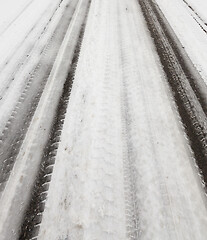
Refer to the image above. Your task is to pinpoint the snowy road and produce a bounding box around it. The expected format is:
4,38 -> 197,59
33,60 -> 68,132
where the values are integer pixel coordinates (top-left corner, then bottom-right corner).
156,0 -> 207,84
0,0 -> 207,239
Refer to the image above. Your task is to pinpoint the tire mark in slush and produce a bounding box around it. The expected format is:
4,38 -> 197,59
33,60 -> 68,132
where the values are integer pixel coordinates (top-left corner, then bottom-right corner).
139,0 -> 207,191
0,1 -> 78,194
19,1 -> 91,239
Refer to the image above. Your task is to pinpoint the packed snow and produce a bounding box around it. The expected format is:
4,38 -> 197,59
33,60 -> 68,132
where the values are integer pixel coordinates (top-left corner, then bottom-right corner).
38,0 -> 207,239
156,0 -> 207,85
0,0 -> 207,239
0,0 -> 69,133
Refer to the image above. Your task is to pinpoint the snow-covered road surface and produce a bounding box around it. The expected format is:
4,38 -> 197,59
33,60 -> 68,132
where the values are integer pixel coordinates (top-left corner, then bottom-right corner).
0,0 -> 207,239
156,0 -> 207,85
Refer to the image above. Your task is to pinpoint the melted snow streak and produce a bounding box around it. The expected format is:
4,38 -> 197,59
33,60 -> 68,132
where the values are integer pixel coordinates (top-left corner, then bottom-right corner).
0,0 -> 78,194
18,2 -> 91,239
139,0 -> 207,190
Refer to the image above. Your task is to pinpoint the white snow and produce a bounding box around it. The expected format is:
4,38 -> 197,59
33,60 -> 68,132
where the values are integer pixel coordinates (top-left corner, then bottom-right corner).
156,0 -> 207,85
0,0 -> 34,34
0,0 -> 70,134
183,0 -> 207,24
38,0 -> 207,239
0,0 -> 207,239
0,0 -> 84,238
0,0 -> 55,67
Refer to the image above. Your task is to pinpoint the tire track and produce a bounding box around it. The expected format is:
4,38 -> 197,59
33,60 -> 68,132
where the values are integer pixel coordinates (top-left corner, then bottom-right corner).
148,0 -> 207,115
139,0 -> 207,191
19,1 -> 91,238
182,0 -> 207,34
0,0 -> 79,194
0,0 -> 67,99
120,69 -> 140,240
119,2 -> 173,238
117,1 -> 140,239
121,1 -> 180,238
35,0 -> 127,238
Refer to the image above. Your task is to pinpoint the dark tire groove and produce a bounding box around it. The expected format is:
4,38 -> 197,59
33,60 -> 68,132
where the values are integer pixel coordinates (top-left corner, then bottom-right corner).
0,0 -> 64,83
18,1 -> 91,239
139,0 -> 207,190
0,0 -> 78,194
149,0 -> 207,115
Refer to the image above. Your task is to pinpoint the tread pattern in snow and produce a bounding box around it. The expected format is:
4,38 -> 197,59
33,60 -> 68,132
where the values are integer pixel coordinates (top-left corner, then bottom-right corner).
19,1 -> 91,239
139,0 -> 207,190
0,0 -> 78,194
